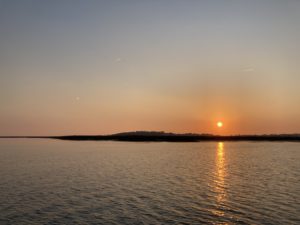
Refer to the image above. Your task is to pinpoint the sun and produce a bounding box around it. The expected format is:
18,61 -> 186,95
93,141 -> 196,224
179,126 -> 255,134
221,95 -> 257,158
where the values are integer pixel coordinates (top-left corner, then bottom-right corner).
217,121 -> 223,128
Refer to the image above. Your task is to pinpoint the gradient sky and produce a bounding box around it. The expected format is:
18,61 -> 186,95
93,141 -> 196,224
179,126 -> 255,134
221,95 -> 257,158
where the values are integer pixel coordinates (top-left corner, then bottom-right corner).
1,0 -> 300,135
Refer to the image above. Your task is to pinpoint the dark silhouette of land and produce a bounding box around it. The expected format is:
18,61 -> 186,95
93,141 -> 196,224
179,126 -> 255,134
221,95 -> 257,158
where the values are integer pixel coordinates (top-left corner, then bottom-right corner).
2,131 -> 300,142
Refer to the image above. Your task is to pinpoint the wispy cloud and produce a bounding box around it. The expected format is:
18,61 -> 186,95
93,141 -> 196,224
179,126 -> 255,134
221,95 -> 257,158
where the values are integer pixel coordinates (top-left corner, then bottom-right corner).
242,67 -> 255,72
115,58 -> 122,63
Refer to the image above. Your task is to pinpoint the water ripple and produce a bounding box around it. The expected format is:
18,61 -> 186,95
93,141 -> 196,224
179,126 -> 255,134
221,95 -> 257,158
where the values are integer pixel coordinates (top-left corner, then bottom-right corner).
0,140 -> 299,224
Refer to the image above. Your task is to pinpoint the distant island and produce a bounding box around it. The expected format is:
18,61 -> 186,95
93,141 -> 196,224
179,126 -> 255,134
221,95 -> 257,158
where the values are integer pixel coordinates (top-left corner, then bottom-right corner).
2,131 -> 300,142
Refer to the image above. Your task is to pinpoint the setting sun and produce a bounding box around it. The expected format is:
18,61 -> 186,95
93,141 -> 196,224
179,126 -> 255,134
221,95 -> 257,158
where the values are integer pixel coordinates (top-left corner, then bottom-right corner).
217,122 -> 223,128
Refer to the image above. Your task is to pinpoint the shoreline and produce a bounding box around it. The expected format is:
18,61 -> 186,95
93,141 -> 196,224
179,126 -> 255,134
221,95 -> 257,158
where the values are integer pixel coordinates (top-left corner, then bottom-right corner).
1,134 -> 300,142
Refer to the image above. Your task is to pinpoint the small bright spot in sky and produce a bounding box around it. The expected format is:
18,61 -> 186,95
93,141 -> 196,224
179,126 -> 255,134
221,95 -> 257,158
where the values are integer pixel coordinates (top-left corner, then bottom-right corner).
76,97 -> 80,101
217,122 -> 223,128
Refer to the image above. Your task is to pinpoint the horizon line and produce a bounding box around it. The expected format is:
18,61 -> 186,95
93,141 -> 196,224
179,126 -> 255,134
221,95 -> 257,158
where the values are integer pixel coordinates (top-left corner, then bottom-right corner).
1,131 -> 300,138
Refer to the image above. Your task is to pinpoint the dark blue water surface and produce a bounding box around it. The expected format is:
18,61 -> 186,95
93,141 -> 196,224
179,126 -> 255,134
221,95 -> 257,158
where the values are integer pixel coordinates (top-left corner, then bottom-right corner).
0,139 -> 299,224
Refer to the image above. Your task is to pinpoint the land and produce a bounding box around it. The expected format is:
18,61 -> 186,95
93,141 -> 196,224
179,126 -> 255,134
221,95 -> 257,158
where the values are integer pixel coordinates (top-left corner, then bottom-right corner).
2,131 -> 300,142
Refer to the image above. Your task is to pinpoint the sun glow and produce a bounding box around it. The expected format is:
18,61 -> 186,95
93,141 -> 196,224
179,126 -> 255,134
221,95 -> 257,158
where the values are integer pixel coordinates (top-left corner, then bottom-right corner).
217,121 -> 223,128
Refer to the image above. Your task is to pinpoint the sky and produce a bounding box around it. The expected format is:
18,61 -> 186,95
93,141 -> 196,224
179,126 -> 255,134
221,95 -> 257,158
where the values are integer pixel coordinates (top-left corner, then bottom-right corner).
1,0 -> 300,135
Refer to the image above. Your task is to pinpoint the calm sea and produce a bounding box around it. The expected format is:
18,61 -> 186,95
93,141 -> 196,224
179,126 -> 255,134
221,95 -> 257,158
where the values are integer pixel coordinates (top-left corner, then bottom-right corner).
0,139 -> 299,224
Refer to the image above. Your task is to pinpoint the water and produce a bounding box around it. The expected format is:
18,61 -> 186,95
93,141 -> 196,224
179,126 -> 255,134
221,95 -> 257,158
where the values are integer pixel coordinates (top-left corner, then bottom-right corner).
0,139 -> 299,224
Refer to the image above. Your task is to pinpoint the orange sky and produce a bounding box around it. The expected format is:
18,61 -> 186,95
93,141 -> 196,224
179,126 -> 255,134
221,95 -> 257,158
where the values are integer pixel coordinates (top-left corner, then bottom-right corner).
1,1 -> 300,135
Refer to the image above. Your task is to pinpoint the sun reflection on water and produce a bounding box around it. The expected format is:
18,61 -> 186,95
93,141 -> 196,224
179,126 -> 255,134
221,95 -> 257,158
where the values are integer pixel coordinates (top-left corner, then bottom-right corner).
212,142 -> 227,217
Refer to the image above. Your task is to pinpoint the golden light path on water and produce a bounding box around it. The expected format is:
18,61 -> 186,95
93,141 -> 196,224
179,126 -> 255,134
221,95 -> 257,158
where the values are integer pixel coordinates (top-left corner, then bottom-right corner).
212,142 -> 228,218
